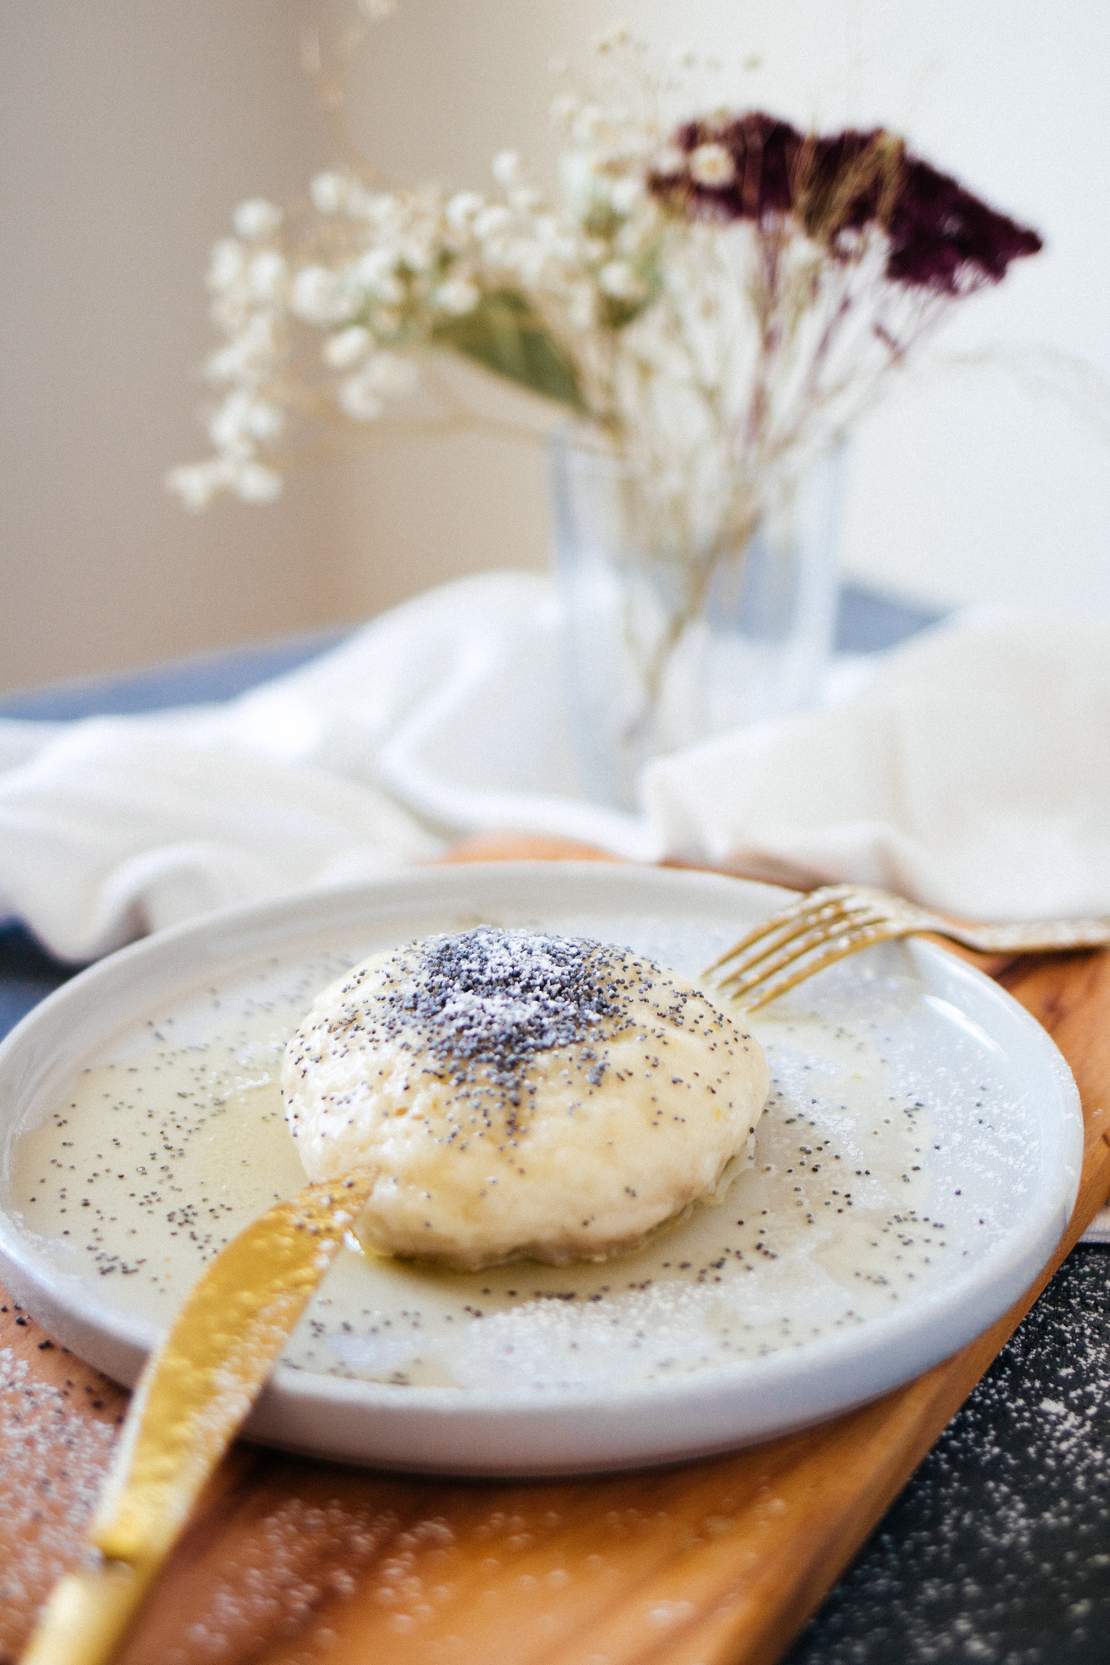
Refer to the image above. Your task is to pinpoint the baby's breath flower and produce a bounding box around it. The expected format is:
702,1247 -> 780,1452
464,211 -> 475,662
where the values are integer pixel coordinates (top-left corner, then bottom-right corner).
247,249 -> 288,303
291,265 -> 353,324
528,214 -> 561,251
251,404 -> 284,442
354,189 -> 394,225
435,276 -> 481,316
609,176 -> 645,216
688,142 -> 735,187
597,260 -> 646,303
166,463 -> 219,512
508,185 -> 542,214
208,390 -> 285,450
354,248 -> 405,304
445,191 -> 484,232
207,238 -> 245,293
207,402 -> 248,453
397,236 -> 436,275
204,345 -> 241,383
232,198 -> 283,240
615,218 -> 651,258
338,373 -> 384,421
650,145 -> 687,181
230,459 -> 283,504
310,171 -> 351,214
323,324 -> 373,369
491,150 -> 521,188
204,314 -> 279,383
559,150 -> 600,222
473,203 -> 512,240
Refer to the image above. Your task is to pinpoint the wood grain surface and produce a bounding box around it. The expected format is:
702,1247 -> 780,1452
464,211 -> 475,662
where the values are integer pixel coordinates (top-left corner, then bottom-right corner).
2,841 -> 1108,1665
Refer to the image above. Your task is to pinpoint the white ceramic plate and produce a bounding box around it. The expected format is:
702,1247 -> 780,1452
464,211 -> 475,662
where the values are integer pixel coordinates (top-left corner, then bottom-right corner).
0,864 -> 1082,1476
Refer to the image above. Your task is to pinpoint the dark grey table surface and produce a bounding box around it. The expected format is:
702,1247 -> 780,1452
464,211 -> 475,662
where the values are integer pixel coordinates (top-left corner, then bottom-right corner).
0,585 -> 1106,1665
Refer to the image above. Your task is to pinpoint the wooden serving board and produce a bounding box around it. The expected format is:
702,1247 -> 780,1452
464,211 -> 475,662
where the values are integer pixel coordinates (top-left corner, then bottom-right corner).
2,842 -> 1108,1665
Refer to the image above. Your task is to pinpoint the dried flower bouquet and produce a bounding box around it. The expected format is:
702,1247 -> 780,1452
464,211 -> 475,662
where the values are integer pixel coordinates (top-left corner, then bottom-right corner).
171,32 -> 1040,764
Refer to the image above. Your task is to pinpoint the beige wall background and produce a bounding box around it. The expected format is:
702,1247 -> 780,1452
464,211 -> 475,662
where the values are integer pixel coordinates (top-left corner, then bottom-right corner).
3,1 -> 1108,694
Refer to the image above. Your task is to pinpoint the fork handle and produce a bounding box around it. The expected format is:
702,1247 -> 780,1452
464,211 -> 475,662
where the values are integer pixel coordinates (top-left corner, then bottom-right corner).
940,917 -> 1110,954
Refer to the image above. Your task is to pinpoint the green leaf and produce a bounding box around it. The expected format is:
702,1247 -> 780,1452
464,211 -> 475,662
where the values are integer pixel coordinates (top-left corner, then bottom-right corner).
432,289 -> 587,413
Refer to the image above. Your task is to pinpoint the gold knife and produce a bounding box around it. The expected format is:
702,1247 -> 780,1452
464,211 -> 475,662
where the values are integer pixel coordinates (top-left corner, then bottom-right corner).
21,1168 -> 377,1665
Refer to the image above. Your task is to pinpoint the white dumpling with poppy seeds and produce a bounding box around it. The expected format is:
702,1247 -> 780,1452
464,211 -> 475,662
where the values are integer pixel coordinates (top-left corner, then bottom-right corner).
281,926 -> 769,1270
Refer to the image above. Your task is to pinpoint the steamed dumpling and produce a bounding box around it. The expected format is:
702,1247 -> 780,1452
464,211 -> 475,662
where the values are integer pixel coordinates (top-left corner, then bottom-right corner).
282,926 -> 769,1270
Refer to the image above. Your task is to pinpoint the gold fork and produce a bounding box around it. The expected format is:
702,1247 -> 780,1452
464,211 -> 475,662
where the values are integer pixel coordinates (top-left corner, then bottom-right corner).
705,883 -> 1110,1011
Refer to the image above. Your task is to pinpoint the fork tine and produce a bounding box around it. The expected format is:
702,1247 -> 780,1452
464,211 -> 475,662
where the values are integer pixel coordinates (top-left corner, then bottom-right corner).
712,887 -> 885,986
703,885 -> 865,977
713,896 -> 875,991
738,919 -> 912,1010
717,905 -> 893,1002
715,899 -> 878,985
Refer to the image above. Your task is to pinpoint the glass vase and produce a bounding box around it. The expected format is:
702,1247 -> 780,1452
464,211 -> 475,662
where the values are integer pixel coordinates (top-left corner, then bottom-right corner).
550,433 -> 843,809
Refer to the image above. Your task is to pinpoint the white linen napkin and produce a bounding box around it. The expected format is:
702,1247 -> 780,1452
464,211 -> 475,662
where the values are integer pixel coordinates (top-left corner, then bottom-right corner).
6,572 -> 1107,953
643,605 -> 1110,921
1,571 -> 1106,1237
0,573 -> 652,963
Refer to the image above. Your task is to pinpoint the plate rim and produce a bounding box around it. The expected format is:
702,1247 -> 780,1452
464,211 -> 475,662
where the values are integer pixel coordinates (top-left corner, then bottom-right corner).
0,863 -> 1084,1468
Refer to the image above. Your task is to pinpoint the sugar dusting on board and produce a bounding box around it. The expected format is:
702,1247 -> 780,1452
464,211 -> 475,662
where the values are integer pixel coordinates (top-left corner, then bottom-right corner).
0,1341 -> 119,1655
2,1265 -> 1104,1664
787,1246 -> 1109,1665
9,911 -> 1044,1397
152,1493 -> 410,1663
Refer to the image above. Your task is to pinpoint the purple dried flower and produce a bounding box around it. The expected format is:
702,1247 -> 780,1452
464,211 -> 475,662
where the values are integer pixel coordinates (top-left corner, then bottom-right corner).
650,110 -> 1042,296
653,111 -> 804,223
884,157 -> 1043,293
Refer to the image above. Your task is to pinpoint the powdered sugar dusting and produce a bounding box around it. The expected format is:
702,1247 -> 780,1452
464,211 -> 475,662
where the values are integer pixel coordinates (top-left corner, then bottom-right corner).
0,1337 -> 119,1657
152,1493 -> 406,1663
787,1247 -> 1110,1664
